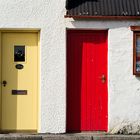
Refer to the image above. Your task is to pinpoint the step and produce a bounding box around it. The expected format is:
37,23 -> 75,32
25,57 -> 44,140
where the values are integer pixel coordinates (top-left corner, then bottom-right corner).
0,134 -> 140,140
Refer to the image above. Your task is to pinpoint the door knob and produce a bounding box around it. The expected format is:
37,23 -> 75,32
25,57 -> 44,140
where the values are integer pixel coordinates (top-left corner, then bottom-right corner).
2,80 -> 7,87
99,75 -> 106,83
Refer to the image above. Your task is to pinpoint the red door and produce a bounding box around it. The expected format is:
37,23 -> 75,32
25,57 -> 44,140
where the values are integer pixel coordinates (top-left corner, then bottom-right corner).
66,30 -> 108,132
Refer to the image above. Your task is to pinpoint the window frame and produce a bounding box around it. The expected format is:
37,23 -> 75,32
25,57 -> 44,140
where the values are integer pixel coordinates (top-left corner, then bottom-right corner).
131,26 -> 140,75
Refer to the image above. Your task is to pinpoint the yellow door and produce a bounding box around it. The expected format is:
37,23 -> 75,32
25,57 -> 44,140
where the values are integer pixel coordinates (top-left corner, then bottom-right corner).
1,32 -> 38,132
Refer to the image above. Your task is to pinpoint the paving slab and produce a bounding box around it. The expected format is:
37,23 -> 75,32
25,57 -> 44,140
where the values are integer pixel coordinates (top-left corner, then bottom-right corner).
42,135 -> 92,140
0,133 -> 140,140
0,134 -> 42,140
42,134 -> 140,140
92,135 -> 140,140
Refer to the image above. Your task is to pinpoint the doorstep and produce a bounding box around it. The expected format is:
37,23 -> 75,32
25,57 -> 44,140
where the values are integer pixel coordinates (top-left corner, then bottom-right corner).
0,133 -> 42,140
42,133 -> 140,140
0,133 -> 140,140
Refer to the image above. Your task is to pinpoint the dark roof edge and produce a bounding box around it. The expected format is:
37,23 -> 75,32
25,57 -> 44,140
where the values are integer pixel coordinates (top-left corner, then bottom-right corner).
64,15 -> 140,20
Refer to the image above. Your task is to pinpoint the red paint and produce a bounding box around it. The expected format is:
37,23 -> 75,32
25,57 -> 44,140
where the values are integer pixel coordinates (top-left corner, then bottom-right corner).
66,30 -> 108,132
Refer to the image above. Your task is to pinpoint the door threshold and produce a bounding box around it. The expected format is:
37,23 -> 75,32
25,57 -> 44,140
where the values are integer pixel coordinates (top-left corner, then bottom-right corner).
67,131 -> 107,135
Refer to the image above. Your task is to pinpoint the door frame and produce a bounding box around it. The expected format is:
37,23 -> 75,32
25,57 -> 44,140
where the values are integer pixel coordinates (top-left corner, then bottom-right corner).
66,28 -> 109,132
0,29 -> 40,133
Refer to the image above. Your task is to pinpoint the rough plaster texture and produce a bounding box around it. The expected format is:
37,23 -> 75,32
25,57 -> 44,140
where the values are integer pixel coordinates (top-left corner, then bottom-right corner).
0,0 -> 140,134
66,20 -> 140,134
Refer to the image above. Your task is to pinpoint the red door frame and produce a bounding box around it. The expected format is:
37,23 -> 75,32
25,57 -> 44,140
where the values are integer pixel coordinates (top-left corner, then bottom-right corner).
66,29 -> 108,132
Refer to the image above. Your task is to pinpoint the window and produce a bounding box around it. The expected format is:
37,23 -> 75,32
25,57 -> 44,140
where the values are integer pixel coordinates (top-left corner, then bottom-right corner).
131,26 -> 140,75
14,45 -> 25,62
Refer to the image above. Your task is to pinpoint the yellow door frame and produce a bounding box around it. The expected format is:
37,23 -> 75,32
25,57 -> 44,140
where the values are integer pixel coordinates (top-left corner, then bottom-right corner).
0,29 -> 40,133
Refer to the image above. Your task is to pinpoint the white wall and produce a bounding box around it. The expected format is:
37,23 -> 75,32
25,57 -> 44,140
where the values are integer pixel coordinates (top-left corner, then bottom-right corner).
0,0 -> 66,133
0,0 -> 140,134
66,20 -> 140,134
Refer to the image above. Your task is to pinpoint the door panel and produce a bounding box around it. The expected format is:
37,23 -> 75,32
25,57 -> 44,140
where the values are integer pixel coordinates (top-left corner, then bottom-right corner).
66,30 -> 108,132
1,32 -> 38,131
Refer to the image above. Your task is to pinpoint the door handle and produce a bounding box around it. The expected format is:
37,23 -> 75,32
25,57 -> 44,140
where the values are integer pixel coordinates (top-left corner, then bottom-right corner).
99,75 -> 106,83
2,80 -> 7,87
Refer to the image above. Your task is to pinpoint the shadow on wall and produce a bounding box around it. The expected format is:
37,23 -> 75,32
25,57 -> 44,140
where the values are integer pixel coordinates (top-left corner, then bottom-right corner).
70,20 -> 140,30
135,76 -> 140,82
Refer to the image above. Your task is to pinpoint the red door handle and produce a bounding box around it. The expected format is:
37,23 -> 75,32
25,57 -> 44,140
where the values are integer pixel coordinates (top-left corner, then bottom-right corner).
99,75 -> 106,83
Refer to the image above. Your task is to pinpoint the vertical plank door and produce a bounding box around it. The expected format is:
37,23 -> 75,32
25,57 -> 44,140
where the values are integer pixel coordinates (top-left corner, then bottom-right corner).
66,30 -> 108,132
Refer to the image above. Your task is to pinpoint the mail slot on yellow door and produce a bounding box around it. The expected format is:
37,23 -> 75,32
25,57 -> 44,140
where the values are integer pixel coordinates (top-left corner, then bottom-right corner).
12,90 -> 27,95
1,32 -> 38,132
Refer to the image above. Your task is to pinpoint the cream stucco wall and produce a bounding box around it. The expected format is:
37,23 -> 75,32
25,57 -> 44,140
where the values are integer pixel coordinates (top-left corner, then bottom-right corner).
0,0 -> 140,134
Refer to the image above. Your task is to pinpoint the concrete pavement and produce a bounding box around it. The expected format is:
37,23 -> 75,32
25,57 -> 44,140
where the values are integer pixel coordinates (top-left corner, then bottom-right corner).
0,133 -> 140,140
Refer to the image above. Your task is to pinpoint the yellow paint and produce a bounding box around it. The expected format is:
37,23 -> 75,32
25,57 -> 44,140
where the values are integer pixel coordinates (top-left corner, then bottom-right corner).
0,33 -> 2,128
37,32 -> 40,133
1,32 -> 39,131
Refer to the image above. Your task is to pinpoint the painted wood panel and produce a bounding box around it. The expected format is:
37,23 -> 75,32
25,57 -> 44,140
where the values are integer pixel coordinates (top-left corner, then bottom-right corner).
66,30 -> 108,132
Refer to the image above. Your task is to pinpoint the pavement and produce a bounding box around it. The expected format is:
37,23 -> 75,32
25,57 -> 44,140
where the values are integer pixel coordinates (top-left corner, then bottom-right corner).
0,133 -> 140,140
